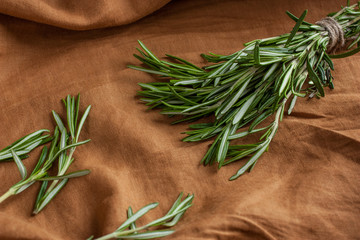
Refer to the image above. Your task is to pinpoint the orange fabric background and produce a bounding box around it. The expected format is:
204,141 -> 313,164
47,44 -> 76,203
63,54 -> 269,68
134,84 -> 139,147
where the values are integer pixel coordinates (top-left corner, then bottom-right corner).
0,0 -> 359,239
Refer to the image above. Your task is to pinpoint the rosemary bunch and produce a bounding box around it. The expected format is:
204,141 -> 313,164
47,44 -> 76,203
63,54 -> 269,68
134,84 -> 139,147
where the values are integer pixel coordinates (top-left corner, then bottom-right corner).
129,3 -> 360,180
0,129 -> 51,162
0,95 -> 91,212
90,193 -> 194,240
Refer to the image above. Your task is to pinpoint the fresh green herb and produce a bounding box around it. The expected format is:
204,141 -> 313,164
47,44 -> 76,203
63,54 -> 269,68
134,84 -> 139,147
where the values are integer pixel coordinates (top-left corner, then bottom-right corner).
89,193 -> 194,240
130,4 -> 360,180
32,94 -> 92,214
0,95 -> 91,211
0,129 -> 51,162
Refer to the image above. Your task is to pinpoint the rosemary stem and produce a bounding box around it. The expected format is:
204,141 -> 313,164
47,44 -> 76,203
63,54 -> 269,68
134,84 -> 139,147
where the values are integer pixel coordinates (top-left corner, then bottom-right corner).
95,223 -> 155,239
0,188 -> 15,203
115,226 -> 149,237
46,147 -> 76,193
94,232 -> 117,240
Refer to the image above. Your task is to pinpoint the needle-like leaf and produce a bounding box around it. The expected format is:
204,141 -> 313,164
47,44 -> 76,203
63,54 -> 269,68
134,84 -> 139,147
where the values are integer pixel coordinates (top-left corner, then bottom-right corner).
37,169 -> 91,181
10,149 -> 27,179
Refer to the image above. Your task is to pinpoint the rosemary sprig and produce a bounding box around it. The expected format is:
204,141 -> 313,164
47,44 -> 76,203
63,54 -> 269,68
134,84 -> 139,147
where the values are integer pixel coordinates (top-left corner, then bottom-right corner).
0,95 -> 91,211
130,4 -> 360,180
90,193 -> 194,240
0,129 -> 51,162
33,94 -> 91,214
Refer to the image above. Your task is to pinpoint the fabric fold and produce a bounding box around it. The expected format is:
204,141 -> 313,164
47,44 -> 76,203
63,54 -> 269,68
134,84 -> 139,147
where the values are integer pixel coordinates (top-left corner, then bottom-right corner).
0,0 -> 171,30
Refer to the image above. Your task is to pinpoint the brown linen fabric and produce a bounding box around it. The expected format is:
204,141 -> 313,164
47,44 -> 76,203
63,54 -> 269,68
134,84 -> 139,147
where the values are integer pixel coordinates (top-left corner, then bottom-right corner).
0,0 -> 359,239
0,0 -> 171,30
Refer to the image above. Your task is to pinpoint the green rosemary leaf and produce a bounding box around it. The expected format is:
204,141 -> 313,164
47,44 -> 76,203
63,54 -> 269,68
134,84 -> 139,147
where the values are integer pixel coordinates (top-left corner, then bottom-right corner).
134,53 -> 161,70
58,129 -> 68,173
228,127 -> 268,140
285,10 -> 308,47
323,52 -> 334,70
66,95 -> 74,138
10,149 -> 27,179
75,105 -> 91,142
31,146 -> 48,175
22,135 -> 50,151
171,194 -> 194,213
34,180 -> 48,209
217,125 -> 231,165
117,203 -> 159,231
168,85 -> 197,105
138,40 -> 161,63
224,147 -> 260,165
307,59 -> 325,97
145,195 -> 194,227
219,78 -> 251,116
165,54 -> 204,71
127,207 -> 137,231
288,95 -> 298,115
15,181 -> 36,194
37,169 -> 91,181
228,143 -> 262,151
201,136 -> 220,165
173,79 -> 203,86
4,129 -> 49,150
128,65 -> 170,77
229,142 -> 269,180
254,40 -> 261,64
0,129 -> 50,162
286,10 -> 312,26
48,127 -> 60,161
161,60 -> 205,75
232,93 -> 257,124
52,110 -> 67,133
249,110 -> 272,131
189,123 -> 214,129
279,62 -> 295,96
74,94 -> 80,134
165,192 -> 183,215
33,178 -> 68,214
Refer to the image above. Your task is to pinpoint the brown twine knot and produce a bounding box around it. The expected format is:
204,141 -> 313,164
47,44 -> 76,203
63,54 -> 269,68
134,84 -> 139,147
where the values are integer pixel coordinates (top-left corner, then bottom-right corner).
316,17 -> 345,53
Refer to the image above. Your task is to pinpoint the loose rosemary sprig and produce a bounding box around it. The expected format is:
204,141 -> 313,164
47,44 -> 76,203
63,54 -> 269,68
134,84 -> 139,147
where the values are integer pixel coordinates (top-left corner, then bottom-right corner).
90,193 -> 194,240
0,129 -> 51,162
130,4 -> 360,180
0,95 -> 91,211
33,94 -> 91,214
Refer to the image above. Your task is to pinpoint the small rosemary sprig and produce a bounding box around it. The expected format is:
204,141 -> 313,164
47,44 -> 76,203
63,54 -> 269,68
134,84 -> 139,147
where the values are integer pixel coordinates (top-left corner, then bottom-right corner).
89,192 -> 194,240
130,3 -> 360,180
0,129 -> 51,162
33,94 -> 92,214
0,95 -> 91,211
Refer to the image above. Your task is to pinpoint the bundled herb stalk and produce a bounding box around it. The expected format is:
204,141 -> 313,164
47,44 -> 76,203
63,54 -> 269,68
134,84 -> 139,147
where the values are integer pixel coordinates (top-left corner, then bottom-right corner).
90,192 -> 194,240
0,95 -> 91,213
129,3 -> 360,180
